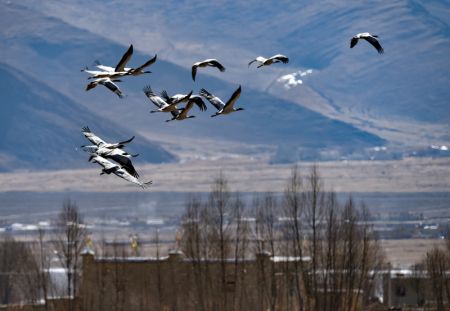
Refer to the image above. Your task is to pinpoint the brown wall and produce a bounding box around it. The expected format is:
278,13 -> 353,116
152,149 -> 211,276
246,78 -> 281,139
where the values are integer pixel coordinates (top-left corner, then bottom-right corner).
79,252 -> 311,311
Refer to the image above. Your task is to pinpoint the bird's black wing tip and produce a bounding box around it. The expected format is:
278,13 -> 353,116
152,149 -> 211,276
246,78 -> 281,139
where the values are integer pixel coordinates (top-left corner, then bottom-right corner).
143,85 -> 153,95
160,89 -> 168,98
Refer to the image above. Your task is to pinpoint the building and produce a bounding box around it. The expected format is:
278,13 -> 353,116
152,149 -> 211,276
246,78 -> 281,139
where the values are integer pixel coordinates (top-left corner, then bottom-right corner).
79,251 -> 312,311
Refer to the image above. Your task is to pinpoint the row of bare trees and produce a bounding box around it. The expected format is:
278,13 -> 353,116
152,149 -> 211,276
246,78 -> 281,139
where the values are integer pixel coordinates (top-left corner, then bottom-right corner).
0,199 -> 87,311
179,167 -> 384,310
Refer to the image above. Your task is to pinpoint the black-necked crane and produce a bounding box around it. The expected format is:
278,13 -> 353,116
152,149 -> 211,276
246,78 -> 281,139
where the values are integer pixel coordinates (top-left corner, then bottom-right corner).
97,54 -> 157,76
82,44 -> 133,79
89,155 -> 152,188
191,59 -> 226,81
350,33 -> 384,54
248,54 -> 289,68
200,85 -> 242,117
143,85 -> 189,113
85,77 -> 124,98
82,145 -> 140,178
160,90 -> 206,111
81,127 -> 135,150
166,97 -> 207,122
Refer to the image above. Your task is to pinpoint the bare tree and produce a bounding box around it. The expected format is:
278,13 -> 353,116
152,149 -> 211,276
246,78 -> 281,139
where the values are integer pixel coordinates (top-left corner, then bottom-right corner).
181,196 -> 210,311
230,194 -> 249,311
153,228 -> 163,310
35,226 -> 51,309
0,235 -> 39,305
304,165 -> 325,309
253,192 -> 280,310
282,165 -> 307,310
280,166 -> 384,311
207,172 -> 233,310
425,246 -> 450,310
53,199 -> 87,311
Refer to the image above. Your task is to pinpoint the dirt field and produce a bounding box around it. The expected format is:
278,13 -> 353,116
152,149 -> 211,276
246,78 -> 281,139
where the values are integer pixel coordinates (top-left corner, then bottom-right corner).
380,239 -> 446,268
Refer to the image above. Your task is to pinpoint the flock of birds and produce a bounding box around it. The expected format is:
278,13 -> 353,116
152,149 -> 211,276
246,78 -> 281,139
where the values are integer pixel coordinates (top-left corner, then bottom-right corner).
80,33 -> 384,188
80,127 -> 152,188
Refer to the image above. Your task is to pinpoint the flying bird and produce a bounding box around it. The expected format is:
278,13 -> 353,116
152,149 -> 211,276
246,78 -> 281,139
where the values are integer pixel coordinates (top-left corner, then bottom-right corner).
160,91 -> 207,111
350,33 -> 384,54
89,155 -> 152,188
166,99 -> 204,122
85,77 -> 124,98
191,59 -> 226,81
97,54 -> 157,76
89,154 -> 120,175
143,86 -> 187,113
82,44 -> 134,79
248,54 -> 289,68
160,90 -> 194,106
82,145 -> 140,178
199,85 -> 243,117
81,69 -> 129,80
81,127 -> 135,149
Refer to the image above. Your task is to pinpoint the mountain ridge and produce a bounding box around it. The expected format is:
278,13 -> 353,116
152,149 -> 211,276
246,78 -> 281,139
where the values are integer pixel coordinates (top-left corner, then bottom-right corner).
0,62 -> 176,171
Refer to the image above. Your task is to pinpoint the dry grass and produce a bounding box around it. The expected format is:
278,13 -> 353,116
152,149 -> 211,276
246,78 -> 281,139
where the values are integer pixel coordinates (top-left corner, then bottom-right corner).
0,156 -> 448,193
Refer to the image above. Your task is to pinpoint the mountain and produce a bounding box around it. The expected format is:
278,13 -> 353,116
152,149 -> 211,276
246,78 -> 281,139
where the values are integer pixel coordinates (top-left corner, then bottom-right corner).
0,1 -> 389,170
0,63 -> 175,171
16,0 -> 449,146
